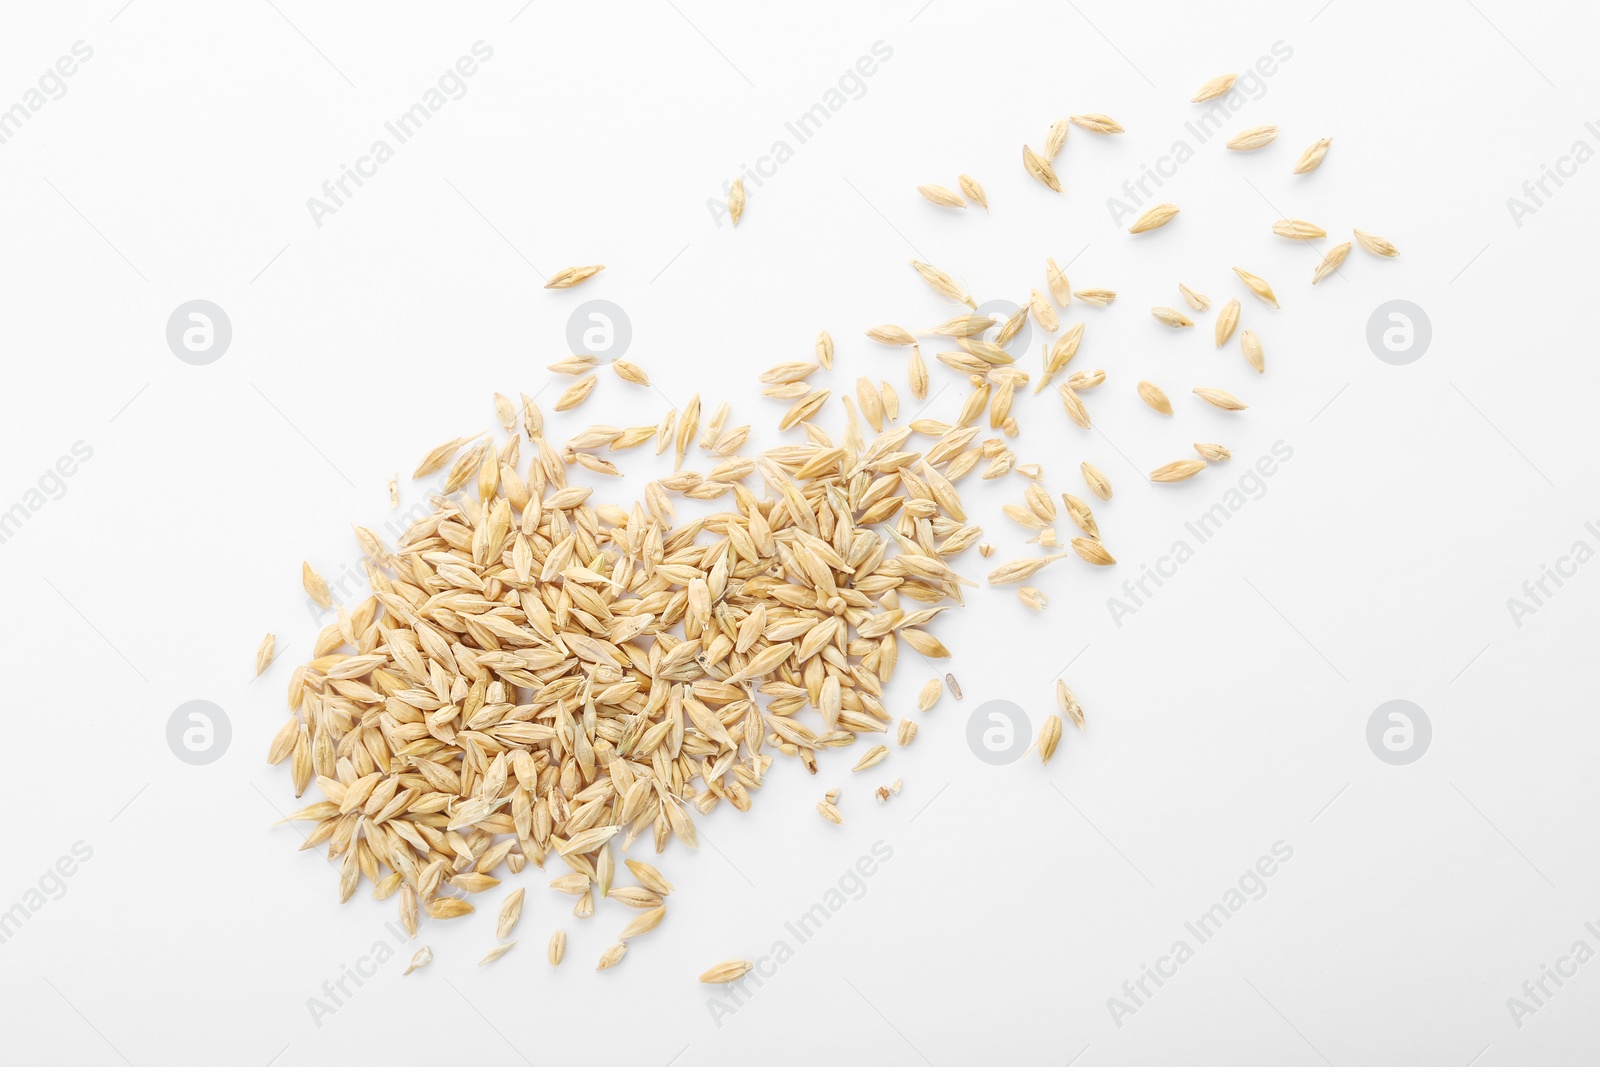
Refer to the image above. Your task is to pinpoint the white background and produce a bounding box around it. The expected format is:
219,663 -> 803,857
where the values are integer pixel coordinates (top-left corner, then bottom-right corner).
2,0 -> 1597,1064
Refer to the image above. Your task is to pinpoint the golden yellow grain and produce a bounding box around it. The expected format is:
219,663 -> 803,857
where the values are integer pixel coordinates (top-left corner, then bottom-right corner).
1152,307 -> 1194,328
728,179 -> 746,226
1226,125 -> 1278,150
1293,137 -> 1332,174
1151,459 -> 1206,482
1071,537 -> 1115,565
1354,228 -> 1400,257
1082,462 -> 1112,500
1045,119 -> 1069,159
1070,113 -> 1124,134
1179,283 -> 1210,311
1313,242 -> 1351,285
1022,145 -> 1062,193
700,960 -> 755,984
255,633 -> 275,676
1129,203 -> 1179,234
1233,267 -> 1280,308
1193,387 -> 1248,410
959,173 -> 988,210
1075,288 -> 1116,306
1215,298 -> 1240,347
545,264 -> 605,289
1047,258 -> 1072,305
1138,380 -> 1173,415
918,183 -> 966,208
1241,329 -> 1264,374
816,330 -> 834,369
1191,73 -> 1237,102
1194,442 -> 1231,462
1273,219 -> 1327,240
1038,715 -> 1063,764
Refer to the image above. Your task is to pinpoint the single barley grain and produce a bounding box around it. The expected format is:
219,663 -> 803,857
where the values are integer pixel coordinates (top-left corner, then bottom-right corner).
1138,380 -> 1173,415
1354,228 -> 1399,257
1215,298 -> 1241,346
1152,459 -> 1206,482
1226,125 -> 1278,150
1192,73 -> 1237,102
1129,203 -> 1179,234
1233,267 -> 1280,308
959,174 -> 988,210
918,184 -> 966,208
1152,307 -> 1194,328
728,179 -> 746,226
1313,242 -> 1351,284
1293,137 -> 1332,174
545,264 -> 605,289
1194,387 -> 1248,410
256,633 -> 275,676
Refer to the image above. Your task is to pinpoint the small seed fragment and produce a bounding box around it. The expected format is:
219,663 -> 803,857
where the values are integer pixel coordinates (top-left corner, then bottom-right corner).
817,799 -> 844,824
1018,586 -> 1048,611
549,931 -> 567,967
403,946 -> 433,975
1179,284 -> 1210,311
